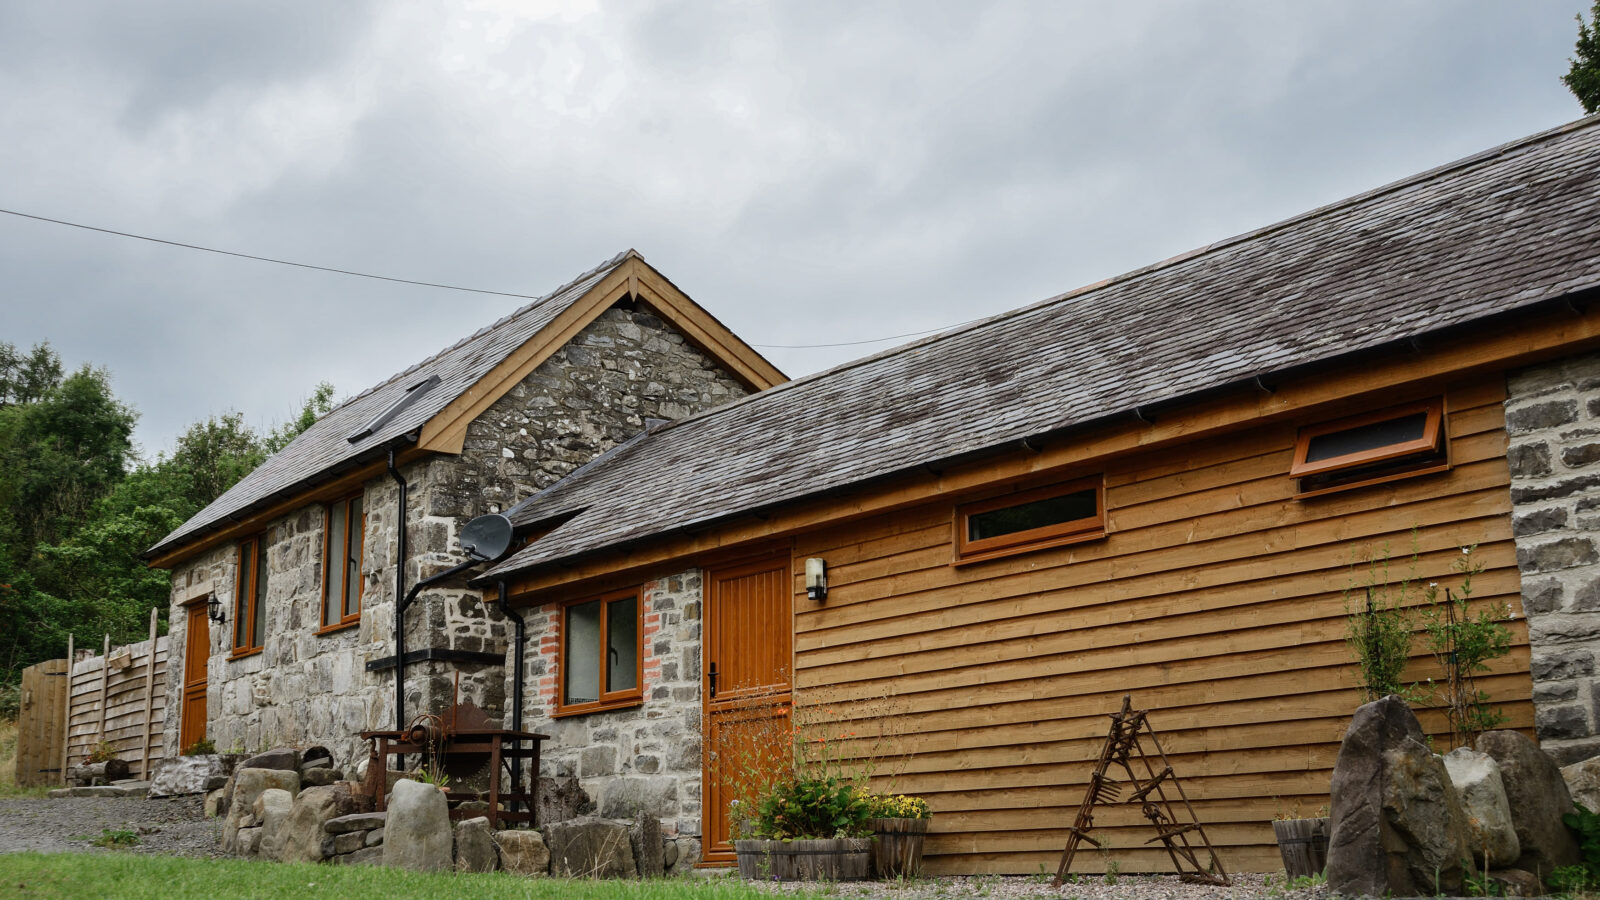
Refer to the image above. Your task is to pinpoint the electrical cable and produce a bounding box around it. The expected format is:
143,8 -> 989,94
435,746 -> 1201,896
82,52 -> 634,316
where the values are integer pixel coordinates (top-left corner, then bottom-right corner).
0,205 -> 977,350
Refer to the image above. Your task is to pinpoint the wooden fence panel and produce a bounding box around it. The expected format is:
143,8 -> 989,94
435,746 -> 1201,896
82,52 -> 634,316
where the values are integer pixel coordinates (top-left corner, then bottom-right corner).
14,659 -> 68,787
59,631 -> 170,779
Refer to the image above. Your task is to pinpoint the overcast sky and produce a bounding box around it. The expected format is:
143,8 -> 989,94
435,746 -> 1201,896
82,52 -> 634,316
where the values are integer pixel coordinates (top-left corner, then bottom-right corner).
0,1 -> 1592,457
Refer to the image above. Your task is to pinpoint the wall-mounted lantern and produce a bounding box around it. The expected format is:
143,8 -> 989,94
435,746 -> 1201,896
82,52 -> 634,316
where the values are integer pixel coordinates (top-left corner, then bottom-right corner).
805,558 -> 828,602
206,593 -> 226,625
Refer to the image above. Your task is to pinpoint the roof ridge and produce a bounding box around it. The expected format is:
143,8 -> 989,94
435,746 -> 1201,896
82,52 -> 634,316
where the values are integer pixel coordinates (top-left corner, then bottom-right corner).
321,249 -> 633,417
637,114 -> 1600,442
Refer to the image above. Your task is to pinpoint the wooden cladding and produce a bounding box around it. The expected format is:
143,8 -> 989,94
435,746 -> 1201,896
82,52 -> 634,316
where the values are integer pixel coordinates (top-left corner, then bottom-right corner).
232,535 -> 267,656
954,476 -> 1105,564
320,494 -> 365,631
554,587 -> 642,717
787,378 -> 1529,875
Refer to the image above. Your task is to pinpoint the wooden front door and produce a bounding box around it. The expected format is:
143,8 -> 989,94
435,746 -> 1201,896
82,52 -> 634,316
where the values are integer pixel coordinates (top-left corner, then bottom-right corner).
179,603 -> 209,751
702,554 -> 793,864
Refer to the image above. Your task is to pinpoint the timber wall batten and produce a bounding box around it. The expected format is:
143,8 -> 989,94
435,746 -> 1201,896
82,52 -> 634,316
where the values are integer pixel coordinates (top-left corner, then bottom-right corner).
786,375 -> 1531,876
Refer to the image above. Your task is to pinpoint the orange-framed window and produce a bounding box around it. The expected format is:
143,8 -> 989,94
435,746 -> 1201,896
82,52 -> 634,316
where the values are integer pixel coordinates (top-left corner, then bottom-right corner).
320,494 -> 365,632
1291,397 -> 1447,495
232,534 -> 268,655
555,587 -> 643,717
955,476 -> 1106,564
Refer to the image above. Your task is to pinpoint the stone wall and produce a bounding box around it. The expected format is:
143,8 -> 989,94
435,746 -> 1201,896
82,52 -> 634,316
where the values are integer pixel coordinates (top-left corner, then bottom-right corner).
1507,350 -> 1600,764
165,496 -> 393,768
522,568 -> 706,866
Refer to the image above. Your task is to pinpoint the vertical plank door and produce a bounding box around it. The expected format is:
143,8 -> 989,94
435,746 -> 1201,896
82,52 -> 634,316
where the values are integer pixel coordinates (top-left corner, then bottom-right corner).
179,603 -> 209,751
15,659 -> 68,787
701,554 -> 793,865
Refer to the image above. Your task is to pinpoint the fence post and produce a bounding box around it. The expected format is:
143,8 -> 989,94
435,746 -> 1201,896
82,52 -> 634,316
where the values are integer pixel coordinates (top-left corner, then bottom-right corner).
141,608 -> 158,779
60,633 -> 73,785
97,634 -> 109,748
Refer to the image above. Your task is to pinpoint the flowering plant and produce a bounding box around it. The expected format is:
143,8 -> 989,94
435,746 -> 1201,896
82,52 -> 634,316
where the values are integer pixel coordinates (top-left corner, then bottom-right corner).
751,772 -> 874,839
866,793 -> 931,820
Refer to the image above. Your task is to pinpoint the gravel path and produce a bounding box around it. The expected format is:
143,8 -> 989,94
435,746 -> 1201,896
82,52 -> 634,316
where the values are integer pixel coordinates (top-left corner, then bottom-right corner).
0,795 -> 220,858
749,873 -> 1328,900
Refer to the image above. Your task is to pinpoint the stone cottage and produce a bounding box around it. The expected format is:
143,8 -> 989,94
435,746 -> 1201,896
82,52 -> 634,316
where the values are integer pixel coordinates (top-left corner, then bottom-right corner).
143,250 -> 784,813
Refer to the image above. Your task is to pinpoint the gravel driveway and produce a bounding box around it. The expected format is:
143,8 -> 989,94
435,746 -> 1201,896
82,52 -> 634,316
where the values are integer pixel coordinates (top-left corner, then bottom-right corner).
0,795 -> 220,857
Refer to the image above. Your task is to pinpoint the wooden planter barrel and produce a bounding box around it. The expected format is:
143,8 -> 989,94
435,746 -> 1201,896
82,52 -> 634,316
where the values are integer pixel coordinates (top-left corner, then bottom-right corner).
733,838 -> 872,881
867,817 -> 930,878
1272,817 -> 1330,879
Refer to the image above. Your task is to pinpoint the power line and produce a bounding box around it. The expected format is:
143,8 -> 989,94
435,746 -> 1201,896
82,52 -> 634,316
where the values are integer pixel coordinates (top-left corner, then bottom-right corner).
0,205 -> 973,350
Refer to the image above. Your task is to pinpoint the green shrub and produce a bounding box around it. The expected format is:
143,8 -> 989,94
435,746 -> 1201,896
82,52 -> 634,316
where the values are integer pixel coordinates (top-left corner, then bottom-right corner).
752,772 -> 873,839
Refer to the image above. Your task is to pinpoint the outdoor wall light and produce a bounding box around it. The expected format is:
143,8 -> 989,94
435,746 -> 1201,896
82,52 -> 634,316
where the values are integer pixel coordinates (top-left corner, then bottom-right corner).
805,558 -> 828,602
206,593 -> 226,624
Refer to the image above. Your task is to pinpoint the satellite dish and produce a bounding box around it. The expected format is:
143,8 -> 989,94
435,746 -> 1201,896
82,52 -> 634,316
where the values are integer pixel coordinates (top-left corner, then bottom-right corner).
460,513 -> 515,562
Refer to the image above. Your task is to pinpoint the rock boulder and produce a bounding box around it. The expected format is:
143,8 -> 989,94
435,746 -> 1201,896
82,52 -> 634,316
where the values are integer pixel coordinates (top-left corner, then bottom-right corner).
496,829 -> 551,876
382,779 -> 452,872
149,754 -> 228,798
542,817 -> 638,878
1326,695 -> 1475,897
1478,730 -> 1582,881
222,767 -> 299,853
254,788 -> 295,860
240,748 -> 298,772
454,816 -> 498,873
1442,747 -> 1521,867
1563,755 -> 1600,813
278,783 -> 364,863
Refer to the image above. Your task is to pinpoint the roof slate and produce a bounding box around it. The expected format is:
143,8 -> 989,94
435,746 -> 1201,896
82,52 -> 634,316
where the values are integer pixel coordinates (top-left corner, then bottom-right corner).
483,116 -> 1600,582
145,250 -> 633,560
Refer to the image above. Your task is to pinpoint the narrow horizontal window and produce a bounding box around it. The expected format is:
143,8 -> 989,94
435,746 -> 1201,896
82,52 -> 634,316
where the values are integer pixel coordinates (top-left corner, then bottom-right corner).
555,588 -> 643,717
1292,398 -> 1448,495
955,477 -> 1105,564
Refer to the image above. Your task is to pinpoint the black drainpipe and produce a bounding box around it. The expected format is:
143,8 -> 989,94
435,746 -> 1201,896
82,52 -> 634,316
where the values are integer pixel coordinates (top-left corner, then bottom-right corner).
495,580 -> 524,734
495,579 -> 526,815
388,448 -> 409,735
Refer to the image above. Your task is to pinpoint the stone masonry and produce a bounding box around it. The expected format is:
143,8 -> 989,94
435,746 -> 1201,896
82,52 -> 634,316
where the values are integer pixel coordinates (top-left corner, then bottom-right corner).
522,568 -> 706,867
1507,350 -> 1600,764
165,303 -> 750,774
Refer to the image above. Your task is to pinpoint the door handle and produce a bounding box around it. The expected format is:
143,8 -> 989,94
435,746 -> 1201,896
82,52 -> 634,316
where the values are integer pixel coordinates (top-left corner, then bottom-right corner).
708,662 -> 718,698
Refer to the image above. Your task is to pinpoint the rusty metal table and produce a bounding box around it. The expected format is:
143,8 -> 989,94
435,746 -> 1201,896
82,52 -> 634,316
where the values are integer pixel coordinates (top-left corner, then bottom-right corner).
360,727 -> 549,830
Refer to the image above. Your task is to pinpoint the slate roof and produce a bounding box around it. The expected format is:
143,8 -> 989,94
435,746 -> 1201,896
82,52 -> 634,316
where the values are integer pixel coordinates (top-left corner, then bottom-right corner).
482,115 -> 1600,583
145,251 -> 634,560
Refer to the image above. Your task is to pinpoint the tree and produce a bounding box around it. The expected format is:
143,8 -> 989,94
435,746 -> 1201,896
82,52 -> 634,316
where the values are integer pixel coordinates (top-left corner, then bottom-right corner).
1566,1 -> 1600,114
0,341 -> 64,408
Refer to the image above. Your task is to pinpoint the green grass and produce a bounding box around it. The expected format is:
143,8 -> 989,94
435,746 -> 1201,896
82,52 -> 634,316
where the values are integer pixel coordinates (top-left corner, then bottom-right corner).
0,852 -> 804,899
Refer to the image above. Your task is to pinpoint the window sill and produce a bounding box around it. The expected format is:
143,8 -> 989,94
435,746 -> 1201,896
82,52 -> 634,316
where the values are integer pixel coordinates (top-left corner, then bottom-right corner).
551,697 -> 644,719
952,529 -> 1106,567
228,647 -> 263,661
315,620 -> 360,637
1294,462 -> 1450,500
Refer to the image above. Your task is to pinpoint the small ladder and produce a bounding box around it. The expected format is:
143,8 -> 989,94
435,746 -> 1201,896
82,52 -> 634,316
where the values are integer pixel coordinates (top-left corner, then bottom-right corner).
1053,695 -> 1229,887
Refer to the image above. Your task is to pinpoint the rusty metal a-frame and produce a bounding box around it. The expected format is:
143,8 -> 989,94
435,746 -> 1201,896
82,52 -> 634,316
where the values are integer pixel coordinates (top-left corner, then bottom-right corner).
1053,695 -> 1229,887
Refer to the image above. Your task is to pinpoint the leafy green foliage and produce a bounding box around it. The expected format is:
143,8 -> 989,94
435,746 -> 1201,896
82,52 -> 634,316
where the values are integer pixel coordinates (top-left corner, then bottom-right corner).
180,738 -> 216,756
1566,2 -> 1600,114
0,337 -> 335,690
752,771 -> 874,839
1563,802 -> 1600,879
89,828 -> 139,848
1344,539 -> 1427,703
1421,546 -> 1513,749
